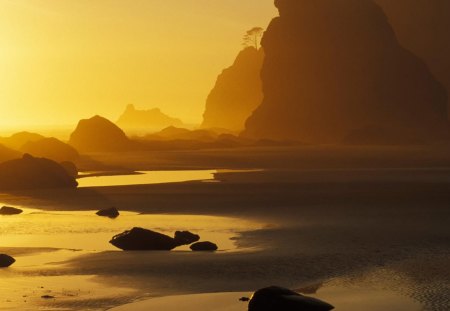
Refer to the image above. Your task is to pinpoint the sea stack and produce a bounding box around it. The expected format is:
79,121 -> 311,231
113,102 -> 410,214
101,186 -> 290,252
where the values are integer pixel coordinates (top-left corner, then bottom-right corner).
202,47 -> 264,132
243,0 -> 449,144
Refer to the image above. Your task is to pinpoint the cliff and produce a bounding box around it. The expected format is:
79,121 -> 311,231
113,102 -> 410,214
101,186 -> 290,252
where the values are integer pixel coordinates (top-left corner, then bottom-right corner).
202,47 -> 264,132
376,0 -> 450,119
243,0 -> 449,144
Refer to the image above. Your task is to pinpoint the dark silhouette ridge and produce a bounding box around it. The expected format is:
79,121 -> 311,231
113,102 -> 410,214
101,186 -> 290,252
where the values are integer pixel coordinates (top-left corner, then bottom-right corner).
0,132 -> 45,150
145,126 -> 218,142
375,0 -> 450,119
69,115 -> 134,152
0,144 -> 21,163
0,154 -> 78,190
242,0 -> 449,144
21,137 -> 80,163
116,104 -> 184,134
201,47 -> 264,132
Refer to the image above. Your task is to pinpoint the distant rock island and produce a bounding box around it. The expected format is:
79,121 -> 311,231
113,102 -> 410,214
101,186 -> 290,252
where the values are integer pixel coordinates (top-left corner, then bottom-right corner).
0,154 -> 78,190
116,104 -> 184,134
21,137 -> 80,163
243,0 -> 449,144
69,115 -> 134,152
202,47 -> 264,132
145,126 -> 217,142
0,132 -> 45,150
375,0 -> 450,119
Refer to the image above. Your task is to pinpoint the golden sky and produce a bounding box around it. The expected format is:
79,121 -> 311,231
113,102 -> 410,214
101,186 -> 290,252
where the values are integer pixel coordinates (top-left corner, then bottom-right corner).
0,0 -> 277,132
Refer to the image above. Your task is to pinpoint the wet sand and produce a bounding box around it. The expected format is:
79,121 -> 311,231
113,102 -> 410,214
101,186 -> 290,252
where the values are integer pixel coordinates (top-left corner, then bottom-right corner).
1,145 -> 449,310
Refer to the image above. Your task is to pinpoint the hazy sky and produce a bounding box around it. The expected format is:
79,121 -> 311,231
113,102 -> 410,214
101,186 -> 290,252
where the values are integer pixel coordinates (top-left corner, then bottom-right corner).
0,0 -> 277,132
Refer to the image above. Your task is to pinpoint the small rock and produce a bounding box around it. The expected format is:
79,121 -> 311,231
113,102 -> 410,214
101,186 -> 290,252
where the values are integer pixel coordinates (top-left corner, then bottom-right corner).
174,231 -> 200,246
239,297 -> 250,302
190,241 -> 218,252
96,207 -> 120,218
41,295 -> 55,299
0,254 -> 15,268
248,286 -> 334,311
0,206 -> 23,215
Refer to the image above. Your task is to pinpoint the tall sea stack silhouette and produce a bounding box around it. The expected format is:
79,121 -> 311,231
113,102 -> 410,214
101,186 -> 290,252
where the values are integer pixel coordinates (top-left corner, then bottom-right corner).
243,0 -> 449,143
375,0 -> 450,119
69,115 -> 133,152
202,47 -> 264,132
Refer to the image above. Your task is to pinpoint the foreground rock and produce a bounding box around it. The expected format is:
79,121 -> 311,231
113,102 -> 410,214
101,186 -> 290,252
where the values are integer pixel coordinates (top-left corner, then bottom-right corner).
243,0 -> 449,143
190,241 -> 218,252
0,206 -> 23,215
110,227 -> 178,251
96,207 -> 120,218
0,254 -> 16,268
249,286 -> 334,311
0,154 -> 78,190
174,231 -> 200,246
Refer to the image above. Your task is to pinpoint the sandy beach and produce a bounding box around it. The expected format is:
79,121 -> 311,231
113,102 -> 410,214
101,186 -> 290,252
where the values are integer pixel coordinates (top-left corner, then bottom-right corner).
1,146 -> 449,311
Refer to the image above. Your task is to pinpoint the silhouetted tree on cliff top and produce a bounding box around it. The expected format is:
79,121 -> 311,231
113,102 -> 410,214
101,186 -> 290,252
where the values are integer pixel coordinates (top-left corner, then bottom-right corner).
243,27 -> 264,50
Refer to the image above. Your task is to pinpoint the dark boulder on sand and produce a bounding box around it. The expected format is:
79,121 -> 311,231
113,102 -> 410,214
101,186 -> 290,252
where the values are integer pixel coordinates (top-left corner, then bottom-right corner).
96,207 -> 120,218
0,254 -> 16,268
0,206 -> 23,215
0,154 -> 78,190
190,241 -> 218,252
248,286 -> 334,311
110,227 -> 178,251
174,231 -> 200,246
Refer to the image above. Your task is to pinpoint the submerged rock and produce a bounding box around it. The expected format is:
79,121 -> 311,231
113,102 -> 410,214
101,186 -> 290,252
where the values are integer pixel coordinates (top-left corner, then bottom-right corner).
248,286 -> 334,311
110,227 -> 178,251
0,206 -> 23,215
190,241 -> 218,252
174,231 -> 200,246
0,254 -> 16,268
96,207 -> 120,218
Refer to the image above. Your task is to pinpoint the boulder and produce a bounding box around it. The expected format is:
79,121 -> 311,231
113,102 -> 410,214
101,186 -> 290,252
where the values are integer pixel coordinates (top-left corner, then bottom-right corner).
174,231 -> 200,246
0,254 -> 16,268
248,286 -> 334,311
96,207 -> 120,218
110,227 -> 178,251
0,206 -> 23,215
190,241 -> 218,252
0,154 -> 78,190
69,115 -> 134,152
